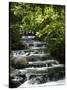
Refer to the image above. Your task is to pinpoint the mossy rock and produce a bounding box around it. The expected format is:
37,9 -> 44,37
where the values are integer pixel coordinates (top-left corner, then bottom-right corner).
11,57 -> 28,69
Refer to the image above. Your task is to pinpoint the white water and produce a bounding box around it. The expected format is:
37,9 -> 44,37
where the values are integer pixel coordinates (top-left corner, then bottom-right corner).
19,79 -> 65,88
10,35 -> 65,88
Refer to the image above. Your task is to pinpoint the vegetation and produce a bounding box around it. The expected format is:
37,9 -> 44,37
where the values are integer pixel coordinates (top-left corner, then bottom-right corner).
9,2 -> 65,64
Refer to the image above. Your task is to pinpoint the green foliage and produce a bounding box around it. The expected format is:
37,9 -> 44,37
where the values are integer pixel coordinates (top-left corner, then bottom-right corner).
35,5 -> 65,64
9,2 -> 65,64
10,27 -> 28,50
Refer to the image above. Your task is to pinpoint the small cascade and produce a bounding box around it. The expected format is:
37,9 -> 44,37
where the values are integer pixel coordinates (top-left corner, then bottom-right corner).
10,32 -> 65,87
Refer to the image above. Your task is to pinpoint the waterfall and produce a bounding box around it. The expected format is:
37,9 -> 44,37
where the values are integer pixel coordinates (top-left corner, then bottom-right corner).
10,32 -> 65,87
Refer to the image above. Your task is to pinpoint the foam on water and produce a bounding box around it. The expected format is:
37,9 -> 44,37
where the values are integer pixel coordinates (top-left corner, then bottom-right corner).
19,79 -> 65,88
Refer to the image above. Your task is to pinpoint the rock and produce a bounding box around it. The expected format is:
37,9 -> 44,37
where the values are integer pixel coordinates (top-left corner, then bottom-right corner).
9,74 -> 27,88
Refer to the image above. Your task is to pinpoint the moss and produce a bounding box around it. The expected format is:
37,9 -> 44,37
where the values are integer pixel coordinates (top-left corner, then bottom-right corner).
11,57 -> 28,69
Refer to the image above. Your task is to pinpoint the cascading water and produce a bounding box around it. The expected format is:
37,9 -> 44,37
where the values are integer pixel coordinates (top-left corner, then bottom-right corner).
10,32 -> 65,88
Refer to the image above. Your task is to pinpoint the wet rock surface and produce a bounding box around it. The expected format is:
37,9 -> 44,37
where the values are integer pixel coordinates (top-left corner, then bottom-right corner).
9,74 -> 27,88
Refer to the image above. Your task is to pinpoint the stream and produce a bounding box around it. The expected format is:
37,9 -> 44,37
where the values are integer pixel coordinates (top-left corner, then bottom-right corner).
10,33 -> 65,88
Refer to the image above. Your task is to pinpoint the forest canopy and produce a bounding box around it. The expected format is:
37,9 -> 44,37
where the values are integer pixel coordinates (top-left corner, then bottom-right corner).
9,2 -> 65,64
